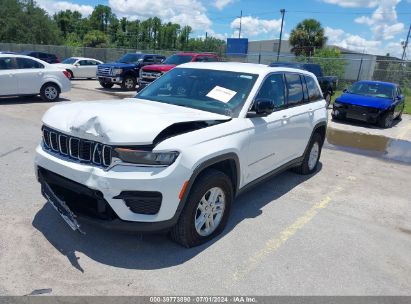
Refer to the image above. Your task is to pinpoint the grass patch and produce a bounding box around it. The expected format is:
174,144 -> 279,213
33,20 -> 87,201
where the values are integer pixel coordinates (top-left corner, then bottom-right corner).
331,89 -> 411,115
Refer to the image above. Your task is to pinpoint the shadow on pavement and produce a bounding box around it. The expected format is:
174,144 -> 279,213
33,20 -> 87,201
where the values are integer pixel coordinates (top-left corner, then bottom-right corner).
32,165 -> 321,272
0,96 -> 69,105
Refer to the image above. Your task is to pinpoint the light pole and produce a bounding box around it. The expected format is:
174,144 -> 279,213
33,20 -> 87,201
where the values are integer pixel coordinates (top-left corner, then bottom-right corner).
276,9 -> 285,62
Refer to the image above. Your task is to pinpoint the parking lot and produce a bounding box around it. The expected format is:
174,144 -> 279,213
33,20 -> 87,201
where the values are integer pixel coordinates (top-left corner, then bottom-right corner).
0,80 -> 411,295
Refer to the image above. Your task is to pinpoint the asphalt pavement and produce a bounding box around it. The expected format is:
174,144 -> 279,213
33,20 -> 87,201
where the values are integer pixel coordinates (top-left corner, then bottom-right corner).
0,80 -> 410,295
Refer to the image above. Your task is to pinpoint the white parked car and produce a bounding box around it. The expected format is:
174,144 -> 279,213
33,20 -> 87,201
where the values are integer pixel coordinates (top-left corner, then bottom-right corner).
0,54 -> 71,102
54,57 -> 103,79
35,62 -> 327,247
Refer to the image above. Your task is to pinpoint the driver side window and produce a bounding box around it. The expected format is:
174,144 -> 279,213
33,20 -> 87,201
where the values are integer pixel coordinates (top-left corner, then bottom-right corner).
254,73 -> 286,110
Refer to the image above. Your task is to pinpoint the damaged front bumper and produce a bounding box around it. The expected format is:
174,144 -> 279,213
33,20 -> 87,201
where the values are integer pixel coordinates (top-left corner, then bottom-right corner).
35,144 -> 191,233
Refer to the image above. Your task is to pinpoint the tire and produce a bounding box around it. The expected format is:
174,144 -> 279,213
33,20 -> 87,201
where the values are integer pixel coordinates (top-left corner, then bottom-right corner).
395,106 -> 404,120
40,83 -> 60,102
170,169 -> 233,248
99,81 -> 114,89
378,111 -> 394,128
293,133 -> 322,175
325,93 -> 331,109
67,70 -> 74,79
121,76 -> 136,90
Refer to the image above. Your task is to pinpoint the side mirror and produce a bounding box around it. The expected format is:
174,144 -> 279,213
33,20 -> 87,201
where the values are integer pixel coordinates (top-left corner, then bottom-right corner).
343,88 -> 348,93
396,94 -> 404,100
74,63 -> 79,67
254,98 -> 275,116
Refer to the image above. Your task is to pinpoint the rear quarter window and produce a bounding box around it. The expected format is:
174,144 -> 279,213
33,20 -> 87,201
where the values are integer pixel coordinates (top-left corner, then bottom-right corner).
285,73 -> 304,105
305,76 -> 323,101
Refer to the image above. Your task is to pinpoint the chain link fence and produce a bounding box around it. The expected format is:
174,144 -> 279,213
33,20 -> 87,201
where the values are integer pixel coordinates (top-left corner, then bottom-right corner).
2,42 -> 411,93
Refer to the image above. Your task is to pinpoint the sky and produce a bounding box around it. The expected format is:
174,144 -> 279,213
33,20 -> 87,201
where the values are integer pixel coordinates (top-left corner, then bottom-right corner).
35,0 -> 411,58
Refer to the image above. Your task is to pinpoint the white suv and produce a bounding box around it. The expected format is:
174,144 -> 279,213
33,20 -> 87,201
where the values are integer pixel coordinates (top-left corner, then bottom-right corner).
35,62 -> 327,247
0,54 -> 71,102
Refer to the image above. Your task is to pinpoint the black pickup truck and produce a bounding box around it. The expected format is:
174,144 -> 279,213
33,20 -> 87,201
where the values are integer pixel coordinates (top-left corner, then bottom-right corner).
269,62 -> 338,107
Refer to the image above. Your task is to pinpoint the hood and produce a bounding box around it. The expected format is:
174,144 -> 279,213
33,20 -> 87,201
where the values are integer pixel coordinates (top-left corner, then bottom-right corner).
98,62 -> 137,69
142,64 -> 176,72
336,93 -> 393,110
42,98 -> 230,145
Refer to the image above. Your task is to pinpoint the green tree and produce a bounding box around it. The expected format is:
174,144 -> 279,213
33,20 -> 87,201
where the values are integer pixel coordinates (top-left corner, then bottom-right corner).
89,5 -> 115,33
83,30 -> 108,47
290,19 -> 327,57
0,0 -> 60,44
311,48 -> 346,80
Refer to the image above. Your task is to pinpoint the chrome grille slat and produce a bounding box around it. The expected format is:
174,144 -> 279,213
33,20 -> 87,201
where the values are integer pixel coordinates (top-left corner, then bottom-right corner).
97,67 -> 111,76
42,126 -> 112,168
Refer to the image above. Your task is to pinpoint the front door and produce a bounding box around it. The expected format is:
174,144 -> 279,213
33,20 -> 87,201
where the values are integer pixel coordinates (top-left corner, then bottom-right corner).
244,73 -> 291,183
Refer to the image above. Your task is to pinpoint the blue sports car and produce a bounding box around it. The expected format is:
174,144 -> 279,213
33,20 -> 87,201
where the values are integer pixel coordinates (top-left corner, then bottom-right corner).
332,81 -> 405,128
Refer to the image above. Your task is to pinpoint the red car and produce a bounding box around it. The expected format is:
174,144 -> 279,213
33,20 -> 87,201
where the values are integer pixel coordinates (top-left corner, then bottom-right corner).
138,52 -> 220,91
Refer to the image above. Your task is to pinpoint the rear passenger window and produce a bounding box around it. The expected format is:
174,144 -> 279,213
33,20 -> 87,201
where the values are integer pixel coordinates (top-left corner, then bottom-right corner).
0,57 -> 14,70
305,76 -> 322,101
255,73 -> 286,109
285,73 -> 304,105
16,58 -> 44,69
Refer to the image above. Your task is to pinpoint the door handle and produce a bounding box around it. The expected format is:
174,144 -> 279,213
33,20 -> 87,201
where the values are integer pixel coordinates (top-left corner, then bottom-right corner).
308,108 -> 314,116
38,72 -> 43,76
282,115 -> 288,119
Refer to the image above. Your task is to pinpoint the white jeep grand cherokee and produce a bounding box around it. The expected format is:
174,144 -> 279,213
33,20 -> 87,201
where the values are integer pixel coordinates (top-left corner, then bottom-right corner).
35,62 -> 327,247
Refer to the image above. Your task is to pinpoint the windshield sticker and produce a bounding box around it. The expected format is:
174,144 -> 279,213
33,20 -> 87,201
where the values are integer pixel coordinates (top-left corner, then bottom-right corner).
240,75 -> 253,79
206,86 -> 237,103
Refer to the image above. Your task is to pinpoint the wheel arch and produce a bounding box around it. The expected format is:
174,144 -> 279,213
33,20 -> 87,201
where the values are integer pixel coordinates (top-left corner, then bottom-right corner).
40,81 -> 61,93
177,153 -> 241,216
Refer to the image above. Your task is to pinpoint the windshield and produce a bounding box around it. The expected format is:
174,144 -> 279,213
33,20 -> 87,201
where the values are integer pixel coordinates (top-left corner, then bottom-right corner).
163,55 -> 193,65
348,82 -> 394,99
62,58 -> 77,64
117,53 -> 142,64
136,68 -> 258,117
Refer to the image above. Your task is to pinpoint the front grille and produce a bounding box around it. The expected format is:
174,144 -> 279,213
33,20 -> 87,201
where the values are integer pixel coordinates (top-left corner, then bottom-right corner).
42,126 -> 112,168
141,71 -> 162,80
97,66 -> 111,76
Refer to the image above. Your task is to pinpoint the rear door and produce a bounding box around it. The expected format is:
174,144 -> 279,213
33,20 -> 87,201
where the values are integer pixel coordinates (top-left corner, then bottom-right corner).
282,73 -> 313,160
0,57 -> 18,95
14,57 -> 45,94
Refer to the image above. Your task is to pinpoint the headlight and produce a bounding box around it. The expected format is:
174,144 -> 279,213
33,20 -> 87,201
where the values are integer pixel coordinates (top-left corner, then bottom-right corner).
111,68 -> 122,76
113,148 -> 179,166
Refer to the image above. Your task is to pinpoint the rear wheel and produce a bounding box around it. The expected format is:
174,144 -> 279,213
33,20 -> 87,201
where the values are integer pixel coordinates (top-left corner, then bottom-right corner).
378,111 -> 394,128
40,83 -> 60,102
67,70 -> 74,79
293,133 -> 322,175
99,81 -> 114,89
170,169 -> 233,248
121,76 -> 136,90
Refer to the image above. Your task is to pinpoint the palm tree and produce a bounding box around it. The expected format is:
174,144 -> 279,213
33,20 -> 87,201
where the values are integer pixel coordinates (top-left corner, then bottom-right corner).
289,19 -> 327,57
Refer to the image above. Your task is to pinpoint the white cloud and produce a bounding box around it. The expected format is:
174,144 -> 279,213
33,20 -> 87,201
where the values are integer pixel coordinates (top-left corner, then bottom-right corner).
108,0 -> 212,31
354,0 -> 404,40
35,0 -> 94,16
230,16 -> 282,38
322,0 -> 404,41
325,26 -> 403,57
321,0 -> 379,8
214,0 -> 235,10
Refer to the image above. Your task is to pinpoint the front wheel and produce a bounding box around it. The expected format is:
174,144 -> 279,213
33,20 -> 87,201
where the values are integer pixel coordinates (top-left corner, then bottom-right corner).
170,169 -> 233,248
121,76 -> 136,90
293,133 -> 322,175
325,93 -> 331,109
99,81 -> 114,89
40,83 -> 60,102
378,111 -> 394,128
